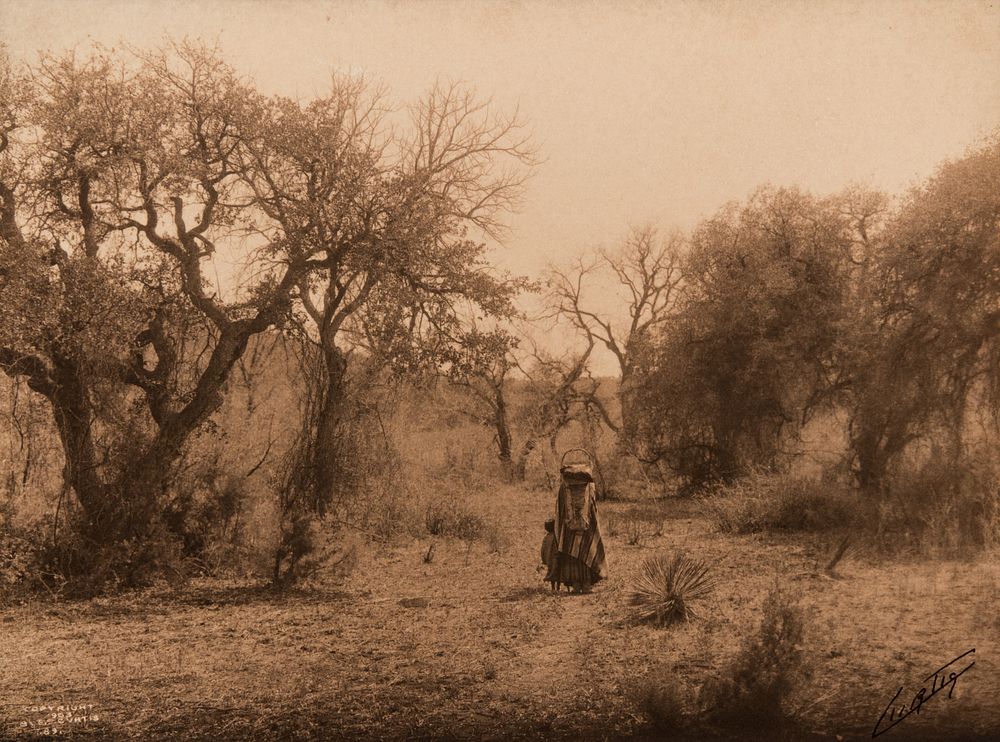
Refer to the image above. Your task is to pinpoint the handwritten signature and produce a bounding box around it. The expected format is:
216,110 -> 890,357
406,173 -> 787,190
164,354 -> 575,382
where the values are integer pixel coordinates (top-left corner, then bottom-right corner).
872,648 -> 975,737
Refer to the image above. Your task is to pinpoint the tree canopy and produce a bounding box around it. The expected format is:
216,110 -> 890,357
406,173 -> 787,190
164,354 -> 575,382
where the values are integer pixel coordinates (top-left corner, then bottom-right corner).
0,43 -> 533,588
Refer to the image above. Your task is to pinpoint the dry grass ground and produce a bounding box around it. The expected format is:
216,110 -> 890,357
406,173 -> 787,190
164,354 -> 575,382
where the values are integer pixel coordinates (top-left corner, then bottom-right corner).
1,483 -> 998,740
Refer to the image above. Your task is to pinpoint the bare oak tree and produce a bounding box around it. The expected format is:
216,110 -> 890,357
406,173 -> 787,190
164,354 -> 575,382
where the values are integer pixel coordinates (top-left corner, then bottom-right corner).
448,328 -> 613,485
547,225 -> 683,440
515,335 -> 607,442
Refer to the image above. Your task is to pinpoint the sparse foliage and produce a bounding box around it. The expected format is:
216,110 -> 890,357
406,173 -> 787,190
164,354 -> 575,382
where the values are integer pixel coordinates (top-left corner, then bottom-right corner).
424,497 -> 486,541
548,225 -> 684,441
266,77 -> 534,513
444,327 -> 520,476
699,585 -> 807,730
513,336 -> 615,481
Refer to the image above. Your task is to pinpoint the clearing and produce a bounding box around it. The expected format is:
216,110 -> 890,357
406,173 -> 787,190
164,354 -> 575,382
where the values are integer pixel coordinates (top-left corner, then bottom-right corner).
1,484 -> 998,740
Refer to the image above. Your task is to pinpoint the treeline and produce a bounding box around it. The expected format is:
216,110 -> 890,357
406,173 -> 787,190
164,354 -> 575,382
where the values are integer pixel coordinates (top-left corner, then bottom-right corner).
627,159 -> 999,498
1,42 -> 997,596
537,149 -> 999,553
514,147 -> 997,500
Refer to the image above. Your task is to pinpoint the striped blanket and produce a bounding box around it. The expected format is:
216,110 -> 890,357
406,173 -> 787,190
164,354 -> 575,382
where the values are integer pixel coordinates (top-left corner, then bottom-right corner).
553,477 -> 607,584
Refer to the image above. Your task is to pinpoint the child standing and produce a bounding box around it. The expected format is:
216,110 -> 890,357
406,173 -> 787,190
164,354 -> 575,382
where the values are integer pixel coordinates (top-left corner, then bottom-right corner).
540,518 -> 559,590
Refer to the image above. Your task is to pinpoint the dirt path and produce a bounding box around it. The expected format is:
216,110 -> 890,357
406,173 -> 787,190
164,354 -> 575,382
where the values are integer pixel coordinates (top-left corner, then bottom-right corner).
498,590 -> 603,701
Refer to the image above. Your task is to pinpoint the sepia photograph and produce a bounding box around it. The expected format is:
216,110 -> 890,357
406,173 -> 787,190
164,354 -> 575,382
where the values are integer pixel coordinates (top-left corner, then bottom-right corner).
0,0 -> 998,739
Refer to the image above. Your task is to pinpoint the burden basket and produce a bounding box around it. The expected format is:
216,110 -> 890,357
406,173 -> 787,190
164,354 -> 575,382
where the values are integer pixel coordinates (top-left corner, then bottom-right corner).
559,448 -> 595,485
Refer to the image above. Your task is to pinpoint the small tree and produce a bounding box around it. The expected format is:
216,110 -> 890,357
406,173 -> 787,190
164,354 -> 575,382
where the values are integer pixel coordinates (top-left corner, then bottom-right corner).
512,336 -> 616,485
446,327 -> 612,485
445,326 -> 520,479
548,225 -> 683,443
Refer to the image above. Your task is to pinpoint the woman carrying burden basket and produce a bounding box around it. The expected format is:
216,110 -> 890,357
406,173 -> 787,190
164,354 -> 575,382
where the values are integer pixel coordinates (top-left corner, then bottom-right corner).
542,449 -> 607,593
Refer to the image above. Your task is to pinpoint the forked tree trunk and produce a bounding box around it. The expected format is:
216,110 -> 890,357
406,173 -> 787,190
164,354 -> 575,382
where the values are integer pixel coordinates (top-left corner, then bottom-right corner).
23,323 -> 265,562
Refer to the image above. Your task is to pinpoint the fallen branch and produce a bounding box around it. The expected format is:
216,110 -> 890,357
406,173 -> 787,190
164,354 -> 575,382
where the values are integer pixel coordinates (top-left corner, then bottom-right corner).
824,535 -> 851,575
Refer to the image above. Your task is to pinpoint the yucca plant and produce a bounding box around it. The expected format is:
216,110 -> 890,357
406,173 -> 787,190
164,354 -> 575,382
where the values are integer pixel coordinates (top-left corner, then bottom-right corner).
629,551 -> 715,626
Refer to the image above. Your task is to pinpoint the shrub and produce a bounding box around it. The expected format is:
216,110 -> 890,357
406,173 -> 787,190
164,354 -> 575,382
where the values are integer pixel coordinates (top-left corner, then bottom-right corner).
625,503 -> 667,534
423,496 -> 488,541
629,551 -> 715,626
637,671 -> 689,733
700,585 -> 806,730
610,504 -> 667,545
623,516 -> 646,546
272,516 -> 357,590
701,471 -> 857,535
163,463 -> 250,563
32,513 -> 186,598
700,489 -> 766,534
869,448 -> 1000,557
0,527 -> 39,600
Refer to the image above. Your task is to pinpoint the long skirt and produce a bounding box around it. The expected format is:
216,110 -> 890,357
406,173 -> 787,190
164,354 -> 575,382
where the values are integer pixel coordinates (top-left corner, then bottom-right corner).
547,553 -> 595,592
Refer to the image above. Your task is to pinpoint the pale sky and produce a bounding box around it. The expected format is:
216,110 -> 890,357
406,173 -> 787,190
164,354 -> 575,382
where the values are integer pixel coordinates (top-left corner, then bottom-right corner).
2,0 -> 999,371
